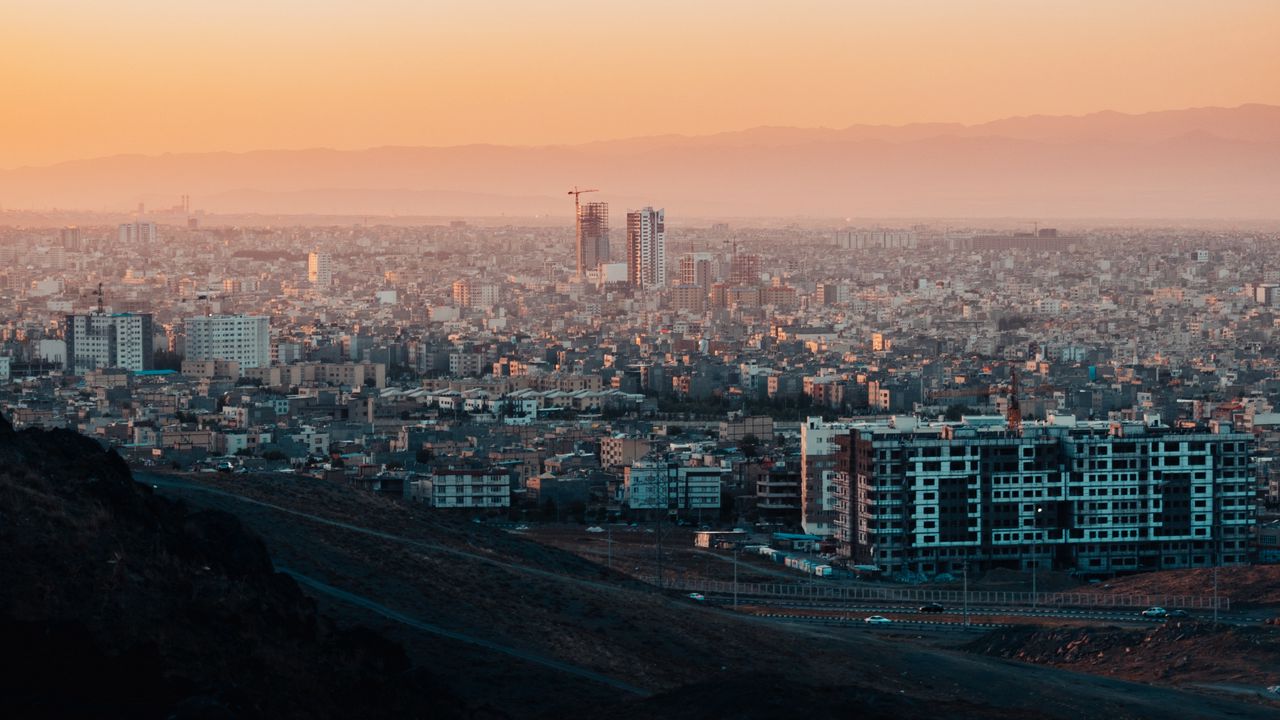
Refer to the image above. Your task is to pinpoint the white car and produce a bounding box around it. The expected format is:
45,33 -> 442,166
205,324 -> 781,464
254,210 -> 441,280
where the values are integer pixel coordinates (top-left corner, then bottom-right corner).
864,615 -> 892,624
688,593 -> 706,601
585,526 -> 605,533
1141,606 -> 1168,618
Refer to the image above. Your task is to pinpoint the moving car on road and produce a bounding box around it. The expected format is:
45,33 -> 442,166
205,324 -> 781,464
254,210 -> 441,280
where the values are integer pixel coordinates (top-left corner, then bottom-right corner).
687,593 -> 706,602
919,603 -> 944,613
864,615 -> 892,624
1140,606 -> 1168,618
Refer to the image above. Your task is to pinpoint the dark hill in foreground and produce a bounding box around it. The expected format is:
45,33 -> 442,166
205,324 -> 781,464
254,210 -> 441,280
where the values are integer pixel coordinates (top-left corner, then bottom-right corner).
0,414 -> 467,719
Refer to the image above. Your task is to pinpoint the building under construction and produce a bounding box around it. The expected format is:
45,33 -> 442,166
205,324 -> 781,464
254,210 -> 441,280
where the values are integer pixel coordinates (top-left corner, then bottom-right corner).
576,201 -> 610,277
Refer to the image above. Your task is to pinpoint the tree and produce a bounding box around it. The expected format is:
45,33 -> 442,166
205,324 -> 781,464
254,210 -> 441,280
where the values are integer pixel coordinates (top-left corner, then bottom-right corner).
944,404 -> 974,422
738,433 -> 760,458
415,447 -> 434,464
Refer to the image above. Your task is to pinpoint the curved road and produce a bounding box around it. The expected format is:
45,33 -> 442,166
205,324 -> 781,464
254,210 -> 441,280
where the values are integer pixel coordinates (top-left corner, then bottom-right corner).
278,567 -> 649,696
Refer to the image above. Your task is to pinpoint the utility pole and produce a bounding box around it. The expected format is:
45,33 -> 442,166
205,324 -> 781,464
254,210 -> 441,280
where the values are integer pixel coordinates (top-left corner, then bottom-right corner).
655,507 -> 663,588
963,560 -> 970,626
1213,561 -> 1219,623
733,544 -> 740,609
607,526 -> 612,570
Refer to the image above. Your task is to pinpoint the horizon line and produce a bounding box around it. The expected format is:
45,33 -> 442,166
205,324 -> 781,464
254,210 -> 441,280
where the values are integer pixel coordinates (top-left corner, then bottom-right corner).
6,101 -> 1277,173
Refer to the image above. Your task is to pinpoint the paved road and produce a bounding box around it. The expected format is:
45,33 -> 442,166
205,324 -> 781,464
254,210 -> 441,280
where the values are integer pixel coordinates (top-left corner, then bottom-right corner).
705,596 -> 1264,626
278,567 -> 650,696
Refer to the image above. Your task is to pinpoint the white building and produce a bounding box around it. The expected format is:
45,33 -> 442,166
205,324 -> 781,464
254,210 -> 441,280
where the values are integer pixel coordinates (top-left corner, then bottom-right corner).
65,312 -> 153,374
626,207 -> 666,289
408,468 -> 511,509
186,315 -> 271,368
307,251 -> 333,287
800,417 -> 854,536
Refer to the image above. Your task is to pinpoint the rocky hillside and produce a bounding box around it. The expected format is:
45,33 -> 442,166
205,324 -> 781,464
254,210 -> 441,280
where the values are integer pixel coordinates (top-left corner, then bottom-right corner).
967,622 -> 1280,688
0,414 -> 466,719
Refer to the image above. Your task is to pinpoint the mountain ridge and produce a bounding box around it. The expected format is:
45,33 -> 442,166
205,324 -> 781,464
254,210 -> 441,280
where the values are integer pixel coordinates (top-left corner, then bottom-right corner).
3,104 -> 1278,218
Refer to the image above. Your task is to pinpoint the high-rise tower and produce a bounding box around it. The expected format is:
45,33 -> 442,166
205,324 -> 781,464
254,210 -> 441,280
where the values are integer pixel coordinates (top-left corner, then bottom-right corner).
626,207 -> 666,290
307,251 -> 333,287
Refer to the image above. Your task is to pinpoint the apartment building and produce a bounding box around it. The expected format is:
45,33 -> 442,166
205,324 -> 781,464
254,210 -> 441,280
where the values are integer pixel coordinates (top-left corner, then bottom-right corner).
624,461 -> 723,513
408,468 -> 511,509
831,415 -> 1255,577
65,312 -> 154,374
599,436 -> 651,469
185,315 -> 271,368
800,417 -> 850,536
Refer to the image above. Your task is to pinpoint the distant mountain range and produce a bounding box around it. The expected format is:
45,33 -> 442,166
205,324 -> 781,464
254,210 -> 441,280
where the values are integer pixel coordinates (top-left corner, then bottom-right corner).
4,104 -> 1279,219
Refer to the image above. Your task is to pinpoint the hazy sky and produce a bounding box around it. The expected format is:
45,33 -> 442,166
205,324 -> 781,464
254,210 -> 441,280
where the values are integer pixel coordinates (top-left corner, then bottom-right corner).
4,0 -> 1279,168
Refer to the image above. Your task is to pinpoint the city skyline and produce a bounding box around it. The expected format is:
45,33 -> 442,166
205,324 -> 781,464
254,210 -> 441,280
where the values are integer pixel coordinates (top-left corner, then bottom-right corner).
3,3 -> 1280,718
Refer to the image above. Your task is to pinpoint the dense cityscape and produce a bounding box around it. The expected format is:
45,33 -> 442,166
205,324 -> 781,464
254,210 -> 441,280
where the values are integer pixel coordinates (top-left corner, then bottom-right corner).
5,2 -> 1280,718
1,213 -> 1278,580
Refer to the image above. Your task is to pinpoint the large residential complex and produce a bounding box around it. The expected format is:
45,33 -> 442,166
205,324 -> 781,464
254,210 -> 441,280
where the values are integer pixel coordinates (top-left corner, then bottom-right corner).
831,415 -> 1255,576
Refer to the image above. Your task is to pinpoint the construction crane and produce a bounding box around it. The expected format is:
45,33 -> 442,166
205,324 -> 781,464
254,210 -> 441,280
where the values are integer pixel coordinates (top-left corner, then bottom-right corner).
567,186 -> 599,215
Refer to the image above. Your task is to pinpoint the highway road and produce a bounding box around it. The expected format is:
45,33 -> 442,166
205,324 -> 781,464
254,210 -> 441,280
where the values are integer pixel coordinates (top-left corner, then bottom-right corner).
701,596 -> 1268,626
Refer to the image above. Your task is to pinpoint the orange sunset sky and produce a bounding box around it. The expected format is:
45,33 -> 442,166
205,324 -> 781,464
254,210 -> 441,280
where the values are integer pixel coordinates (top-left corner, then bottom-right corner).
4,0 -> 1279,169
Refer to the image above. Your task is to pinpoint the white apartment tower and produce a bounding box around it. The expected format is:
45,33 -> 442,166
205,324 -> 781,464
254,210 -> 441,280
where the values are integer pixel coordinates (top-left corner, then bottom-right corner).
626,207 -> 666,290
308,251 -> 333,287
185,315 -> 271,368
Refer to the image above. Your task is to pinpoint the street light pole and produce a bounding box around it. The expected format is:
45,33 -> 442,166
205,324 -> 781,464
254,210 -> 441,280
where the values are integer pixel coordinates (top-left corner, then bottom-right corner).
963,560 -> 970,626
607,527 -> 612,570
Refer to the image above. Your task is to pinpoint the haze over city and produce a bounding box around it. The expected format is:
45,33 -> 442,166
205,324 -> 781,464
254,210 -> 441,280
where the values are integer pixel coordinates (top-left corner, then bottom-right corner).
4,1 -> 1280,218
2,2 -> 1280,719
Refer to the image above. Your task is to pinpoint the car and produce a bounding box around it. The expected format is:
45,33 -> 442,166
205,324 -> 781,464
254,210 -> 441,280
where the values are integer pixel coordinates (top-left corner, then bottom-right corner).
687,593 -> 706,602
864,615 -> 892,624
919,603 -> 945,613
515,524 -> 530,531
1141,606 -> 1168,618
1167,609 -> 1190,618
585,526 -> 605,533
